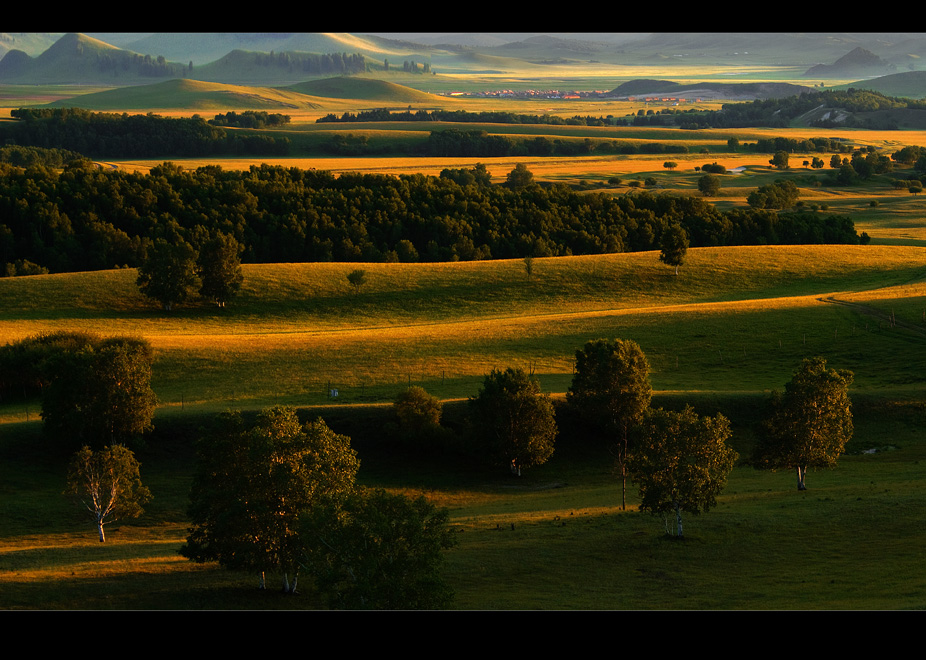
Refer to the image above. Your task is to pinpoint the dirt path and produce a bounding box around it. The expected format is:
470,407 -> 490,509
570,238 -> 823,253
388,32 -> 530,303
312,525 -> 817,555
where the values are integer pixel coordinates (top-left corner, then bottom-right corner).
817,295 -> 926,337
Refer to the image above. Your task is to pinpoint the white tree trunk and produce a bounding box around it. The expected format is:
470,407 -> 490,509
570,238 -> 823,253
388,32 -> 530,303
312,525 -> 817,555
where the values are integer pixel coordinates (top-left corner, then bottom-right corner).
97,518 -> 105,543
797,466 -> 807,491
674,501 -> 683,537
282,573 -> 298,594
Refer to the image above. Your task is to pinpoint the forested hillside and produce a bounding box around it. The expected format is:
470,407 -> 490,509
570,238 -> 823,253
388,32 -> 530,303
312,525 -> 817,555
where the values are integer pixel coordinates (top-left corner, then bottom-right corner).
698,89 -> 926,129
0,160 -> 865,275
0,108 -> 291,158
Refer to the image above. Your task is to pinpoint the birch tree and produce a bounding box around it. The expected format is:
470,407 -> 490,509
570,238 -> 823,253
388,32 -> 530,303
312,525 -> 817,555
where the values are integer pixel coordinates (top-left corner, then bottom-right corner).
567,338 -> 651,510
628,406 -> 737,537
65,445 -> 152,542
197,231 -> 243,307
136,238 -> 199,311
754,357 -> 854,491
659,223 -> 689,275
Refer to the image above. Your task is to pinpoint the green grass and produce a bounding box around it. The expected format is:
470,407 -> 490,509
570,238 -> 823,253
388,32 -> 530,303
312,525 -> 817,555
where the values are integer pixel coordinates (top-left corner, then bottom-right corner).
3,244 -> 926,421
3,239 -> 926,610
2,393 -> 924,610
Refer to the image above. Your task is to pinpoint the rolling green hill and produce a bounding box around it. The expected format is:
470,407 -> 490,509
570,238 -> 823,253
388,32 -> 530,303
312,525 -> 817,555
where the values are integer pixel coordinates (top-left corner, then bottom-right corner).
34,76 -> 449,112
287,76 -> 445,103
3,245 -> 925,419
44,78 -> 324,111
845,70 -> 926,99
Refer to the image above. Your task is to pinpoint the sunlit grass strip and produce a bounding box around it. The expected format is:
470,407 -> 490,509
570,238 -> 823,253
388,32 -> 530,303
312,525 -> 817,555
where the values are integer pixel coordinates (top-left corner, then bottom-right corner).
3,245 -> 926,415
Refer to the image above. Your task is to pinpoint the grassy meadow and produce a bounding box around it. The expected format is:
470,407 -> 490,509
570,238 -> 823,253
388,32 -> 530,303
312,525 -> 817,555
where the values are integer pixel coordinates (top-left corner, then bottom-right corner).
2,238 -> 926,610
3,81 -> 926,609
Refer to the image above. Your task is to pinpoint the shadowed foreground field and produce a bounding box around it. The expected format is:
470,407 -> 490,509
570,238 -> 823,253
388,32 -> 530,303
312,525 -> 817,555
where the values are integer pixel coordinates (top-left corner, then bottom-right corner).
1,244 -> 925,609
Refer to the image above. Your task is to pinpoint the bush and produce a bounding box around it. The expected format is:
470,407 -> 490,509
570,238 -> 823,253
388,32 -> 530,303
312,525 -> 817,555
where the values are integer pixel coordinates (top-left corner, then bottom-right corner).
390,386 -> 447,446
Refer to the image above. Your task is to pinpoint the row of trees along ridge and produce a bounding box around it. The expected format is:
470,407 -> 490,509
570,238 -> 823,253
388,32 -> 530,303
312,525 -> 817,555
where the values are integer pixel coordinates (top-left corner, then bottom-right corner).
0,160 -> 866,276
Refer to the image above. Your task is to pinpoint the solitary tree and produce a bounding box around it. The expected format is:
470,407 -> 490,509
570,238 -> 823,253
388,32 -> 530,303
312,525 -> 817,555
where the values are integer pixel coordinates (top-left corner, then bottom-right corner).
698,173 -> 720,197
346,268 -> 367,293
567,338 -> 651,509
391,385 -> 444,446
659,224 -> 689,276
628,406 -> 737,537
65,444 -> 152,542
181,407 -> 359,592
770,150 -> 790,169
299,487 -> 456,610
136,238 -> 199,311
197,231 -> 243,307
523,255 -> 535,281
505,163 -> 534,190
468,367 -> 556,476
754,357 -> 854,491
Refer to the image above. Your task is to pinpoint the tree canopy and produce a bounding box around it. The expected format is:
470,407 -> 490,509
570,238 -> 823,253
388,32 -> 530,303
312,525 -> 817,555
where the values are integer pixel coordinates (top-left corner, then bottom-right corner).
41,336 -> 156,449
753,357 -> 854,490
567,338 -> 652,509
136,238 -> 199,311
748,179 -> 800,210
197,231 -> 243,307
698,173 -> 721,196
299,487 -> 456,610
181,407 -> 359,592
65,444 -> 152,542
628,406 -> 737,537
468,367 -> 557,475
391,385 -> 444,446
659,223 -> 689,275
1,161 -> 867,276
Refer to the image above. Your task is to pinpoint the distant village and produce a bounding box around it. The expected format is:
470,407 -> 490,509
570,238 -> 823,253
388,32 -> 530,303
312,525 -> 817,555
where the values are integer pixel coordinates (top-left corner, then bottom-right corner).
439,89 -> 704,103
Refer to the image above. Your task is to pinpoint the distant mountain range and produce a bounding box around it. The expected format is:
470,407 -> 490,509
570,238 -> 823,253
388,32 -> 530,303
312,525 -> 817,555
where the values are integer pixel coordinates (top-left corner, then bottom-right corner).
804,47 -> 897,78
4,32 -> 926,101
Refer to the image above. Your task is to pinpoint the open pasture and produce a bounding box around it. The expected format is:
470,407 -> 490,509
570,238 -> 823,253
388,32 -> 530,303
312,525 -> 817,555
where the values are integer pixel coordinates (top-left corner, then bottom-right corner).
3,244 -> 925,423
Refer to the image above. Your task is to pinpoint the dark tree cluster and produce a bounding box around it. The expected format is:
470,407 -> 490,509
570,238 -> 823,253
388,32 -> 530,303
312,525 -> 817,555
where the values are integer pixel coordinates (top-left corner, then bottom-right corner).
0,145 -> 86,168
1,108 -> 291,159
251,50 -> 367,75
747,180 -> 800,210
752,136 -> 852,155
181,406 -> 456,607
89,51 -> 186,79
0,160 -> 868,276
209,111 -> 291,129
0,331 -> 156,450
317,108 -> 615,127
687,89 -> 925,129
424,128 -> 689,158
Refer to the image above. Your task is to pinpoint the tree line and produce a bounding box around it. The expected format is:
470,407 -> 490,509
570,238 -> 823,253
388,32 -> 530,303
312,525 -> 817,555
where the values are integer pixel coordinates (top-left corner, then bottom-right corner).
250,50 -> 367,75
208,111 -> 291,129
317,88 -> 925,132
0,160 -> 867,276
317,108 -> 616,126
691,88 -> 926,129
0,109 -> 291,159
